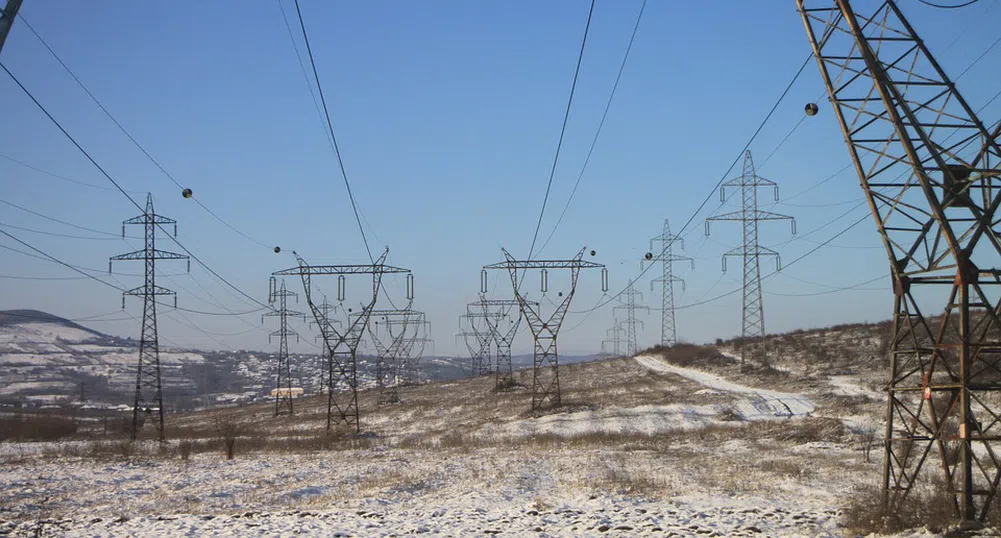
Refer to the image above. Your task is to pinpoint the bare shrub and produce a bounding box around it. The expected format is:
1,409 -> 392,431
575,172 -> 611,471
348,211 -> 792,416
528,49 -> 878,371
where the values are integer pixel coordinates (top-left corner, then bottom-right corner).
214,419 -> 244,460
0,413 -> 77,441
717,407 -> 744,422
858,421 -> 879,463
841,483 -> 956,535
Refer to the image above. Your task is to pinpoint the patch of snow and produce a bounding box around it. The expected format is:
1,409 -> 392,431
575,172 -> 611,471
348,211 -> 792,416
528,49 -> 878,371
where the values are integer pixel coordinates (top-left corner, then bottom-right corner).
634,354 -> 815,418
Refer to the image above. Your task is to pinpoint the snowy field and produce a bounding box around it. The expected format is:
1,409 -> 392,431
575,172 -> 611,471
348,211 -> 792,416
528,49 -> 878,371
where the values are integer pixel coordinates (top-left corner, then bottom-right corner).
0,339 -> 983,537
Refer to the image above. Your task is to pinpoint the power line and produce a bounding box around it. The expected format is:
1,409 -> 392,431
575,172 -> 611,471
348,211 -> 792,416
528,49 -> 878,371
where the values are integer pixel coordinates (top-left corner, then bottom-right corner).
0,152 -> 121,192
15,14 -> 274,251
916,0 -> 981,8
292,0 -> 374,261
569,54 -> 814,317
0,197 -> 123,237
0,221 -> 119,241
537,0 -> 647,254
0,61 -> 273,313
527,0 -> 596,260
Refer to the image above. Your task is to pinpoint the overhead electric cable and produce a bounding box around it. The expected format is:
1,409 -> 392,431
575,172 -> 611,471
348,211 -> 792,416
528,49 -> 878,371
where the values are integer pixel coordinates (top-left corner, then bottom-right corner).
537,0 -> 644,255
0,61 -> 273,312
527,0 -> 596,260
292,0 -> 374,261
15,14 -> 274,250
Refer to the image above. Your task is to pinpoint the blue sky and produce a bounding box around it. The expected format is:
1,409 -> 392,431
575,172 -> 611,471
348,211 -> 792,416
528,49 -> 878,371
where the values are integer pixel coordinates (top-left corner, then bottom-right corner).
1,0 -> 1000,356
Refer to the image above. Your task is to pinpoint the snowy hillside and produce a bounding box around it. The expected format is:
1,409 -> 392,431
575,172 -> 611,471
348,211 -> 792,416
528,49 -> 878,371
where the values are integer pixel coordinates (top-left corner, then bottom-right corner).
0,310 -> 463,411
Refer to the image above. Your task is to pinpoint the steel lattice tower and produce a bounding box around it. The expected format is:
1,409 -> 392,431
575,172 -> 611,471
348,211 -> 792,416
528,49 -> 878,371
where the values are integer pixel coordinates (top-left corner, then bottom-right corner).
799,0 -> 1001,523
0,0 -> 23,56
364,308 -> 423,404
264,278 -> 304,417
478,297 -> 535,389
274,249 -> 410,433
614,280 -> 648,356
110,194 -> 188,442
455,330 -> 481,377
601,318 -> 625,357
484,247 -> 606,410
645,220 -> 693,347
706,151 -> 795,350
463,303 -> 500,376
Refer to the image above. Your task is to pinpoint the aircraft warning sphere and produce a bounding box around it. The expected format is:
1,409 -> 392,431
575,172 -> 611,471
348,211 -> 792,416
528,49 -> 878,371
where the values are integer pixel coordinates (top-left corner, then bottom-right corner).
274,246 -> 281,254
590,250 -> 596,256
182,188 -> 193,198
804,103 -> 819,116
644,252 -> 654,260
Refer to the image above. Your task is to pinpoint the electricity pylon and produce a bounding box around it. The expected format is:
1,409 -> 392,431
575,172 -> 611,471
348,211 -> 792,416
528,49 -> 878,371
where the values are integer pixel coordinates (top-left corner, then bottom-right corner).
478,297 -> 536,389
458,311 -> 492,376
0,0 -> 23,56
364,307 -> 422,404
455,330 -> 481,377
273,248 -> 410,433
484,247 -> 607,410
614,280 -> 649,356
645,220 -> 693,347
463,303 -> 501,376
401,335 -> 433,385
799,0 -> 1001,523
395,316 -> 429,387
706,150 -> 795,355
601,318 -> 625,357
110,194 -> 188,442
264,278 -> 305,417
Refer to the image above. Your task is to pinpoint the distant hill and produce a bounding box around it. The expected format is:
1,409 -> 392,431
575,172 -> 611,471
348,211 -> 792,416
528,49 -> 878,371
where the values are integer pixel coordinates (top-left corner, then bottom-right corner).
0,309 -> 107,338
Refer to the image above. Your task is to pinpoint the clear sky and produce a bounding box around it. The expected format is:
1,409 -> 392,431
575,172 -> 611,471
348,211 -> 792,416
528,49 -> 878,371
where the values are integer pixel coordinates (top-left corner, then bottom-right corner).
1,1 -> 1000,357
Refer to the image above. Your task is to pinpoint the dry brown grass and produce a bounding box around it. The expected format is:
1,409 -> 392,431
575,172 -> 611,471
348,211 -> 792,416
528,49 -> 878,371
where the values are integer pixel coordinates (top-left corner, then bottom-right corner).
841,483 -> 958,536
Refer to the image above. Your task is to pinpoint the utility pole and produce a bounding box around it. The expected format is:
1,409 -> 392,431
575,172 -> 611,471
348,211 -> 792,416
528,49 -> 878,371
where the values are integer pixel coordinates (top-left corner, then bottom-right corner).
798,0 -> 1001,523
478,297 -> 535,390
645,220 -> 692,347
110,194 -> 189,442
264,278 -> 304,417
484,247 -> 606,410
0,0 -> 23,56
614,280 -> 648,356
706,150 -> 795,364
273,249 -> 410,433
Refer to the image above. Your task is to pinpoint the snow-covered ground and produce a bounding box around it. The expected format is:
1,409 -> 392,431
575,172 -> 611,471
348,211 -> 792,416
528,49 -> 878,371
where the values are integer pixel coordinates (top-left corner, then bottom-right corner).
634,354 -> 815,419
0,448 -> 855,537
0,340 -> 967,537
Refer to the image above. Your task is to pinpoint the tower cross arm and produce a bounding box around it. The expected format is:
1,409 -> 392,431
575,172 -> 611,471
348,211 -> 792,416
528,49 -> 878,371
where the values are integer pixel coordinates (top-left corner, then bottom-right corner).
273,264 -> 409,276
123,284 -> 176,297
111,249 -> 188,261
483,259 -> 604,270
123,214 -> 176,226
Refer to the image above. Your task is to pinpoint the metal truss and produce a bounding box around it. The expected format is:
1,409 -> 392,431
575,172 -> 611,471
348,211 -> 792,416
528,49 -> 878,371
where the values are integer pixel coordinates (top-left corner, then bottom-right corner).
799,0 -> 1001,523
484,247 -> 606,410
706,151 -> 795,349
614,280 -> 649,356
264,278 -> 305,416
110,194 -> 188,442
645,220 -> 693,347
274,248 -> 409,433
478,296 -> 536,389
